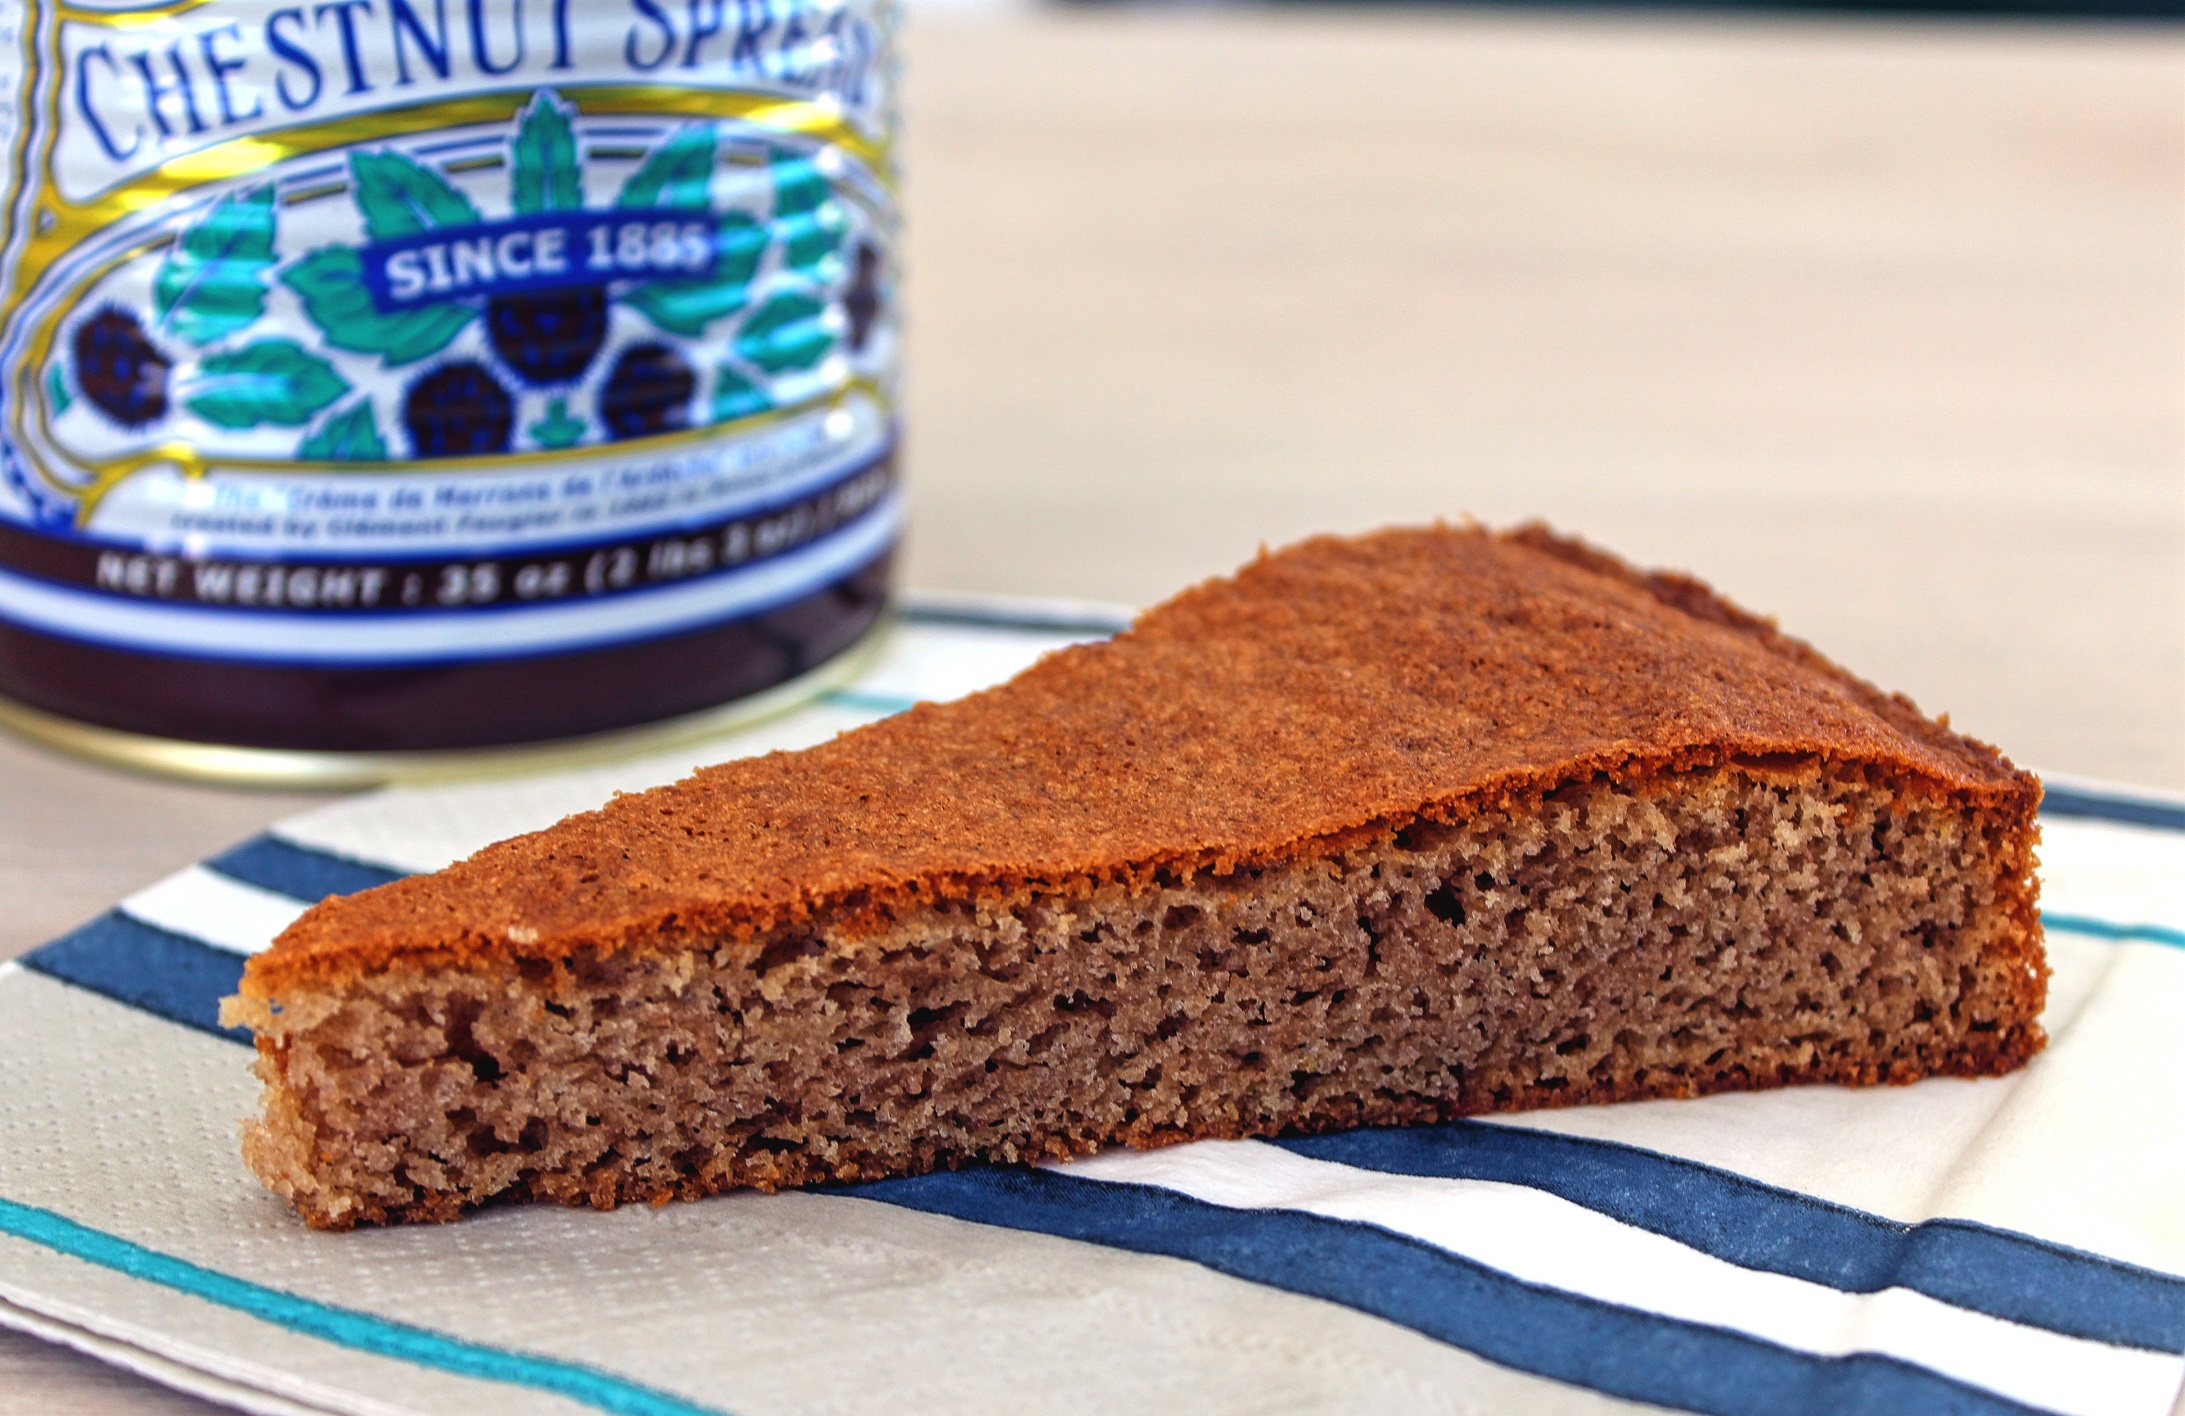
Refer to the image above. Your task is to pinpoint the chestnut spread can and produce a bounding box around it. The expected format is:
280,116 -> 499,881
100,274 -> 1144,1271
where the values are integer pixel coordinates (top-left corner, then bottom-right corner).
0,0 -> 899,781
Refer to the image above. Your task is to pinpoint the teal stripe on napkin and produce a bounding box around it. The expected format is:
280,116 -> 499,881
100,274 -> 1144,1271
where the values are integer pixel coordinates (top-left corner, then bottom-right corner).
0,1197 -> 728,1416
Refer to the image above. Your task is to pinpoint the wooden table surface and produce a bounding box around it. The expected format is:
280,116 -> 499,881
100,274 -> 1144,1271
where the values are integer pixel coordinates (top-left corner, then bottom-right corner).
3,4 -> 2181,1410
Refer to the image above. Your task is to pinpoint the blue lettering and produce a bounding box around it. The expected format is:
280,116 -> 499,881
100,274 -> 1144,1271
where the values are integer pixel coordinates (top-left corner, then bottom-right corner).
466,0 -> 524,76
815,11 -> 847,95
775,0 -> 810,85
551,0 -> 572,69
169,46 -> 208,133
266,9 -> 323,110
389,0 -> 450,84
129,45 -> 207,139
74,45 -> 141,162
198,23 -> 262,124
840,15 -> 869,105
626,0 -> 675,70
312,0 -> 376,95
683,0 -> 724,67
731,0 -> 771,72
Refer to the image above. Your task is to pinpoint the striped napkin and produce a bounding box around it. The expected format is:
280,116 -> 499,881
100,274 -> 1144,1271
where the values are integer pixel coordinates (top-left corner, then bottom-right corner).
2,602 -> 2181,1416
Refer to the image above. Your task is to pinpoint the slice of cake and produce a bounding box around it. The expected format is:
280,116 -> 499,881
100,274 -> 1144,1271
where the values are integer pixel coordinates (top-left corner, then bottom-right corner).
224,525 -> 2046,1229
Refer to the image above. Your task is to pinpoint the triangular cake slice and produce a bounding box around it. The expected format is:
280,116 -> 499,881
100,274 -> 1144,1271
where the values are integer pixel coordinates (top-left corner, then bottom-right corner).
227,525 -> 2045,1229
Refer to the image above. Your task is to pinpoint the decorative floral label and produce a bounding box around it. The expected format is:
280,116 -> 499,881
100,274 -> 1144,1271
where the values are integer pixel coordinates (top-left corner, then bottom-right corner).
0,0 -> 900,668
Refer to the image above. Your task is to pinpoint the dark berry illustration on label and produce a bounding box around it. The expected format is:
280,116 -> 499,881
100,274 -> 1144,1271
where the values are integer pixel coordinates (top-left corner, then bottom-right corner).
41,89 -> 887,466
600,344 -> 697,441
406,362 -> 517,458
846,243 -> 885,353
488,286 -> 612,388
72,310 -> 170,429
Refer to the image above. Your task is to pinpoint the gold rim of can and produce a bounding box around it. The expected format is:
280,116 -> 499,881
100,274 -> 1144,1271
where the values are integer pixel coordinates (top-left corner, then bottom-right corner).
0,612 -> 896,791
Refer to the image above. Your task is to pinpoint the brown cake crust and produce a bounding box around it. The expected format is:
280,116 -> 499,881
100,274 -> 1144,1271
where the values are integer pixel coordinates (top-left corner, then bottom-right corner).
240,523 -> 2037,998
230,524 -> 2046,1227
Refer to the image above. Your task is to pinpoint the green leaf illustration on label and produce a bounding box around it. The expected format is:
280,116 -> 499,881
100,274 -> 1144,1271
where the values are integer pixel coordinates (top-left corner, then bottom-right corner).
624,214 -> 766,337
735,290 -> 835,373
349,150 -> 482,240
773,149 -> 831,218
616,125 -> 717,212
711,365 -> 773,425
772,152 -> 845,276
283,248 -> 475,366
298,398 -> 387,460
153,185 -> 278,347
779,204 -> 848,278
18,84 -> 879,474
182,339 -> 350,429
510,90 -> 583,215
527,396 -> 588,449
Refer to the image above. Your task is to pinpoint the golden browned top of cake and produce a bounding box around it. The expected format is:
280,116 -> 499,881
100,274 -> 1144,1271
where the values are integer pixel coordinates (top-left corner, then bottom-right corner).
242,524 -> 2036,994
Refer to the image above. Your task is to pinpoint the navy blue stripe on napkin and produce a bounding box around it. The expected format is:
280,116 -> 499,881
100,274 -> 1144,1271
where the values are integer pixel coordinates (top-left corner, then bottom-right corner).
2039,785 -> 2185,834
206,835 -> 408,902
850,1167 -> 2051,1416
1278,1123 -> 2185,1354
20,913 -> 248,1042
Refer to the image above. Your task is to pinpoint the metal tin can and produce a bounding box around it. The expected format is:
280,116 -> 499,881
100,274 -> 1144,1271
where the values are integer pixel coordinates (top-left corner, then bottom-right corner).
0,0 -> 900,784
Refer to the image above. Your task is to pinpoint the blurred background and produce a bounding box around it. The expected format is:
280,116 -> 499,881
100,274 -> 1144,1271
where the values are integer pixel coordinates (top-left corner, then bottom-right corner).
895,0 -> 2184,789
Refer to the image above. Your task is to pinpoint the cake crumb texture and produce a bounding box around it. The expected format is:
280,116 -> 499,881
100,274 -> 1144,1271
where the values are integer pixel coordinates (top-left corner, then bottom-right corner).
229,524 -> 2044,1228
